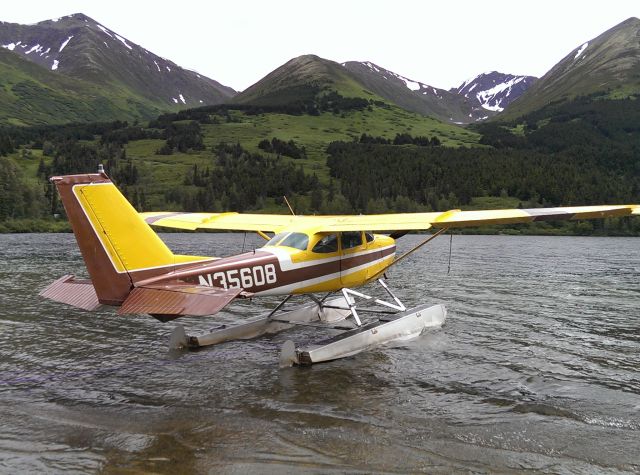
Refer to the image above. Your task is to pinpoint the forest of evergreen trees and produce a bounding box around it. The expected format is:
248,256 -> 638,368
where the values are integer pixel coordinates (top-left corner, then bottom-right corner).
0,95 -> 639,234
258,137 -> 307,159
328,97 -> 640,213
175,142 -> 319,212
0,120 -> 149,224
326,142 -> 637,211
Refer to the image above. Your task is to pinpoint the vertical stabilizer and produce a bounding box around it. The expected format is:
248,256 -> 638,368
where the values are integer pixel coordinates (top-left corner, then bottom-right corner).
51,171 -> 178,305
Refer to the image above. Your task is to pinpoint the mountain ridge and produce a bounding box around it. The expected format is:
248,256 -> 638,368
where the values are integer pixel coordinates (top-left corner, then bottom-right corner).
1,13 -> 639,127
342,61 -> 535,124
500,16 -> 640,119
0,13 -> 236,124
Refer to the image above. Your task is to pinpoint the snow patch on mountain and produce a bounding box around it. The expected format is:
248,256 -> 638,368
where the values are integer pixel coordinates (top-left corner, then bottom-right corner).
179,93 -> 186,104
114,36 -> 131,50
456,72 -> 535,113
574,42 -> 588,60
51,59 -> 59,70
26,44 -> 41,54
153,60 -> 161,72
458,76 -> 475,92
386,69 -> 424,91
96,24 -> 113,38
59,35 -> 73,52
114,34 -> 132,50
357,61 -> 431,93
364,61 -> 379,72
2,42 -> 17,51
476,77 -> 525,111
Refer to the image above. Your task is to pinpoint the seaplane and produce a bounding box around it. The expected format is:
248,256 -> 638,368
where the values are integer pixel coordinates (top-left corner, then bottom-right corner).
40,167 -> 640,365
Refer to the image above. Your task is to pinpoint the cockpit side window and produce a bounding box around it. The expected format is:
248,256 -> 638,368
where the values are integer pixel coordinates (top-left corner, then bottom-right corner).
312,234 -> 339,253
278,232 -> 309,251
365,232 -> 374,243
342,231 -> 363,250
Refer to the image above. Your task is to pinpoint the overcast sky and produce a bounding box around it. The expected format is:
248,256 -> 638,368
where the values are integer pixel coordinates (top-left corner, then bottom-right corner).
3,1 -> 639,91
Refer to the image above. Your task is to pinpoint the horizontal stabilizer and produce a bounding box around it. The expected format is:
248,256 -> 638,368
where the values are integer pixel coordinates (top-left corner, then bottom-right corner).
39,275 -> 101,311
119,284 -> 242,316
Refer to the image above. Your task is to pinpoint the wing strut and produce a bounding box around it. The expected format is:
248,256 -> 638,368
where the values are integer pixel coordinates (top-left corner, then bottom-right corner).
376,227 -> 449,277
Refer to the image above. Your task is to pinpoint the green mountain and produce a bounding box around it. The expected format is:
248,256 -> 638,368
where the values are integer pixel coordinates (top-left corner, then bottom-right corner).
234,55 -> 535,124
0,13 -> 236,125
232,54 -> 371,107
227,54 -> 479,150
501,17 -> 640,120
0,47 -> 164,125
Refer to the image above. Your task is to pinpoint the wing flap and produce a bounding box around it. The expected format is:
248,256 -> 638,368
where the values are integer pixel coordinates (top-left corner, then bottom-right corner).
39,275 -> 101,311
119,284 -> 242,316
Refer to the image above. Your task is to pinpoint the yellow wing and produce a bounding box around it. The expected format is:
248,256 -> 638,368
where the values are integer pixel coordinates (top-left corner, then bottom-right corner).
142,205 -> 639,233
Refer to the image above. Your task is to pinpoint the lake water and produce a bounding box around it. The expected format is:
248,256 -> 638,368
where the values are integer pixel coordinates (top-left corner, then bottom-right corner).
0,233 -> 639,474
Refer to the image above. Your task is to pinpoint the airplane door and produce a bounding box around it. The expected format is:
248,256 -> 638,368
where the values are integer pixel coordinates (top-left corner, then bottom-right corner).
363,232 -> 381,281
340,231 -> 367,288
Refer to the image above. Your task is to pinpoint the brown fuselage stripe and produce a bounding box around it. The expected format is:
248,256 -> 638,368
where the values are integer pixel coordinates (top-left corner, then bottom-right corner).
143,246 -> 396,293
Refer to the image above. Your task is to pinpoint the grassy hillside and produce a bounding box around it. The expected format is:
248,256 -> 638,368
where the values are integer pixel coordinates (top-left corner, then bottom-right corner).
500,17 -> 640,120
0,14 -> 235,126
121,104 -> 479,207
0,49 -> 163,126
0,101 -> 479,221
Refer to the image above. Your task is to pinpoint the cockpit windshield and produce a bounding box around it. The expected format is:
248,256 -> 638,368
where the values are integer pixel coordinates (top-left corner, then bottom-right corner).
279,232 -> 309,251
264,232 -> 309,251
265,232 -> 288,247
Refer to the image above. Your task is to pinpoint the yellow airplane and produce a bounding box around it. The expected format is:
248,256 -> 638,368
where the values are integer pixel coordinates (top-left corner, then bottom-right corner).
40,168 -> 639,365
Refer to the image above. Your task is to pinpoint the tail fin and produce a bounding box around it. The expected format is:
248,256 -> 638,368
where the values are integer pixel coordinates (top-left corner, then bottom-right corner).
51,171 -> 185,305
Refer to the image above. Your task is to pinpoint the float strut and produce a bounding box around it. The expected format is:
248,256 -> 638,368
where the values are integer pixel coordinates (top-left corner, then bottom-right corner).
266,294 -> 293,319
341,288 -> 362,326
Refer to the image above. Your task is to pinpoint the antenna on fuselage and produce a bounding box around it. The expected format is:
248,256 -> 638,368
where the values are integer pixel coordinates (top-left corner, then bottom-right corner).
447,232 -> 453,274
283,196 -> 296,216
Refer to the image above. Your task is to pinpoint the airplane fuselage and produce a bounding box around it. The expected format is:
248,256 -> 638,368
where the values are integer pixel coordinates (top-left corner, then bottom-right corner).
136,232 -> 396,297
